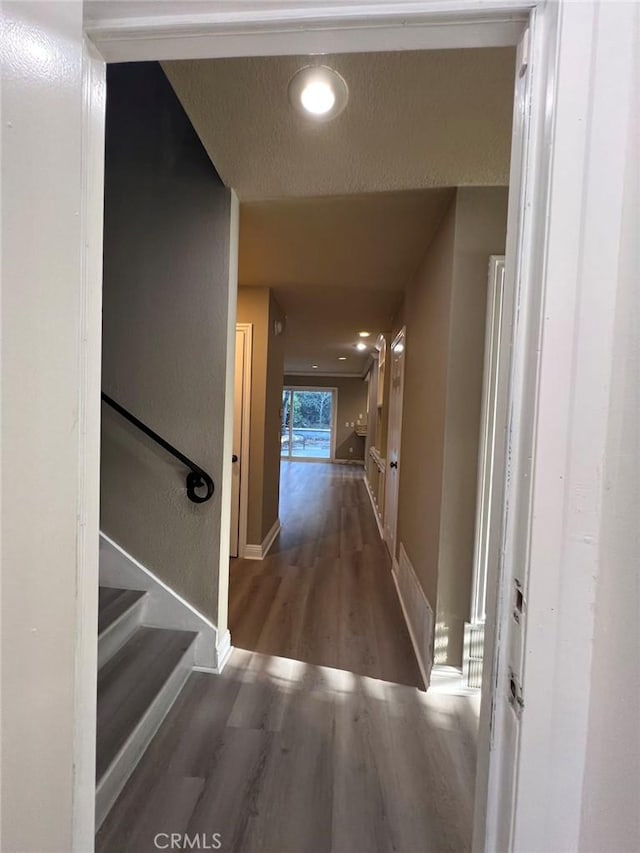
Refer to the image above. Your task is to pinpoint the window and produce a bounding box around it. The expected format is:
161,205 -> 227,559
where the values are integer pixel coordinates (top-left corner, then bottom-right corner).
281,388 -> 336,460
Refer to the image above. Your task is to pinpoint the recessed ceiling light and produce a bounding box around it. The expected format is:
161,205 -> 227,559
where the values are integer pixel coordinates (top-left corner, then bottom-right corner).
338,356 -> 347,361
356,342 -> 367,351
312,364 -> 319,369
288,66 -> 349,122
301,81 -> 335,115
358,331 -> 371,338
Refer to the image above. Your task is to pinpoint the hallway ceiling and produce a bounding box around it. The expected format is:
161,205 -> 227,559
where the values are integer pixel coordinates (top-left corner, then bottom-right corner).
162,47 -> 514,375
239,188 -> 455,375
162,47 -> 515,201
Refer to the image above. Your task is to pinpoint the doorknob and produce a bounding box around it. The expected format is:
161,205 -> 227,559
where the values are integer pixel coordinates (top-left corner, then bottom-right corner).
390,460 -> 398,469
232,454 -> 238,463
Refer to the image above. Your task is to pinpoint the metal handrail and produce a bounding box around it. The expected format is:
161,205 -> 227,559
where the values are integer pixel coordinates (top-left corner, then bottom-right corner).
101,392 -> 214,504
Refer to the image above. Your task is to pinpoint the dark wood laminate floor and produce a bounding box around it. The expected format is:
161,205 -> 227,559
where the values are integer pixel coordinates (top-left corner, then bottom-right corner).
98,462 -> 477,853
97,650 -> 477,853
230,462 -> 423,688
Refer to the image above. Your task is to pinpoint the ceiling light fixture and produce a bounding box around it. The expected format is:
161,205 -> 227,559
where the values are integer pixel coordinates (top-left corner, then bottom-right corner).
356,342 -> 368,351
288,65 -> 349,122
312,364 -> 319,369
338,356 -> 347,361
358,331 -> 371,338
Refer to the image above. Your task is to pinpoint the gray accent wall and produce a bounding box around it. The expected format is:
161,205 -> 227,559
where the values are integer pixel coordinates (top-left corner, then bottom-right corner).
101,63 -> 232,622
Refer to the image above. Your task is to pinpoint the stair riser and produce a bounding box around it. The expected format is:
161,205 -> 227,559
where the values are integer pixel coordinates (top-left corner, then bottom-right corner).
95,640 -> 196,829
98,596 -> 147,669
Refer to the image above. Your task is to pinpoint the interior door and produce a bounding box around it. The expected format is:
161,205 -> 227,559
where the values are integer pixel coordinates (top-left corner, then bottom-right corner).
384,328 -> 406,558
230,327 -> 245,558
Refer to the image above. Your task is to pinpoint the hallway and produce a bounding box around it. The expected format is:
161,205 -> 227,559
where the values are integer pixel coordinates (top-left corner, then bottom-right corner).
230,462 -> 422,687
97,463 -> 478,852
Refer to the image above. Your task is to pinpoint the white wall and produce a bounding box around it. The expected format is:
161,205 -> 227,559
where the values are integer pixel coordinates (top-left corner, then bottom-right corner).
1,2 -> 100,849
510,3 -> 640,850
580,7 -> 639,849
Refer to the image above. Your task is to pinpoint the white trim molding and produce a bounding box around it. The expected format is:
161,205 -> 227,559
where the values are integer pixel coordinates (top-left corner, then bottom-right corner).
285,370 -> 363,379
364,474 -> 385,540
392,544 -> 434,689
232,322 -> 253,560
99,533 -> 226,670
216,189 -> 240,647
213,628 -> 233,674
85,1 -> 527,63
243,518 -> 281,560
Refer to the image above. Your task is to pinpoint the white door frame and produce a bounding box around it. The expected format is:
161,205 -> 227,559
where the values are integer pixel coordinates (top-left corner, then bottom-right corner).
383,327 -> 406,558
44,2 -> 631,850
470,256 -> 507,626
233,323 -> 252,558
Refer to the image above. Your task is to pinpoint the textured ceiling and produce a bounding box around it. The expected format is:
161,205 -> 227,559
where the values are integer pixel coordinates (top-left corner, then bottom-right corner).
163,47 -> 515,201
274,285 -> 401,375
239,189 -> 455,374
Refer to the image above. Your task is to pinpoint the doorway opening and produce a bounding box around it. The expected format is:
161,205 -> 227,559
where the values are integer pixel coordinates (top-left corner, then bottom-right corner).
85,3 -> 552,848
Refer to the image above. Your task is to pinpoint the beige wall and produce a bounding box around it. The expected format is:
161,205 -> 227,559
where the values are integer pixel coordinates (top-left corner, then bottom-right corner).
396,187 -> 508,667
101,63 -> 232,622
437,187 -> 509,665
285,375 -> 368,461
237,286 -> 285,543
264,292 -> 286,535
396,198 -> 456,614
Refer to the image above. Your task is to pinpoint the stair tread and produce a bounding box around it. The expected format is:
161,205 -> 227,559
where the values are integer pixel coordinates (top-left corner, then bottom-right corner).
98,587 -> 146,635
96,626 -> 197,780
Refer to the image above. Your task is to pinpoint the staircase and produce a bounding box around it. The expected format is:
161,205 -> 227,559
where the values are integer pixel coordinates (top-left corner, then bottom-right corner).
95,585 -> 198,828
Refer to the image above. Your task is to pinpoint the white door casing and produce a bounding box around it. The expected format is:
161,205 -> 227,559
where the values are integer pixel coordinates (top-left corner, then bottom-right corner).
1,6 -> 103,851
384,328 -> 406,559
470,256 -> 507,626
474,21 -> 533,850
230,324 -> 252,558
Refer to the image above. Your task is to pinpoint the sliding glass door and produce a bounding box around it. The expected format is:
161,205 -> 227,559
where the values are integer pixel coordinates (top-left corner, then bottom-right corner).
281,387 -> 335,461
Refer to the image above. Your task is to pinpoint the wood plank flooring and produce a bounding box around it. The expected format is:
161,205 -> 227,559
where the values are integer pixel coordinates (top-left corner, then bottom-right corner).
97,462 -> 477,853
230,462 -> 423,688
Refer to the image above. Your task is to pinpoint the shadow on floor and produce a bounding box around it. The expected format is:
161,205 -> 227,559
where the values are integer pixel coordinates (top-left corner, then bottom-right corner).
97,649 -> 477,853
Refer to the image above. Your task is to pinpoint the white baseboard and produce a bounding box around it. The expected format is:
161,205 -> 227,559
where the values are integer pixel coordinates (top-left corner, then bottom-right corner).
99,533 -> 220,669
242,518 -> 281,560
392,543 -> 434,689
211,630 -> 233,675
364,475 -> 385,540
